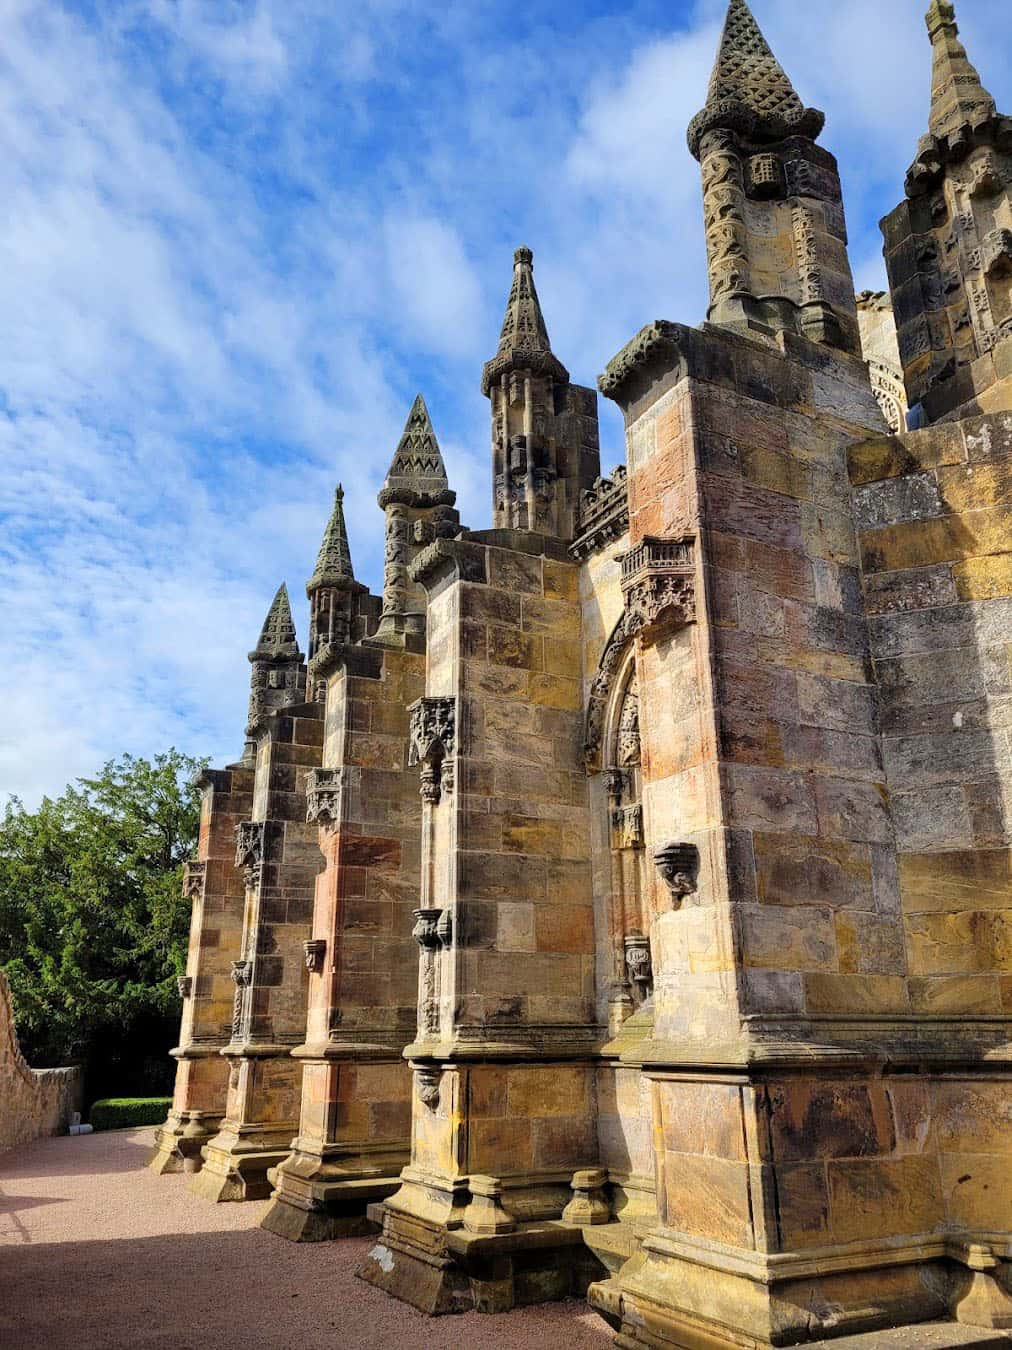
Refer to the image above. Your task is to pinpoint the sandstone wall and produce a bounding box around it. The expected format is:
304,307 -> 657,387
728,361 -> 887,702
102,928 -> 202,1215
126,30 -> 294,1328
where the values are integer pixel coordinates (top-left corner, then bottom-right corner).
0,970 -> 80,1154
850,409 -> 1012,1019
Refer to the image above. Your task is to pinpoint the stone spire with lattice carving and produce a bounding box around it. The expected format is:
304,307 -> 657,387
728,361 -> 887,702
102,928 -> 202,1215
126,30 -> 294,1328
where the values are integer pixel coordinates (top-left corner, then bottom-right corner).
925,0 -> 996,144
308,487 -> 355,594
247,584 -> 306,731
377,396 -> 459,639
380,396 -> 453,508
479,247 -> 599,539
883,1 -> 1012,424
687,0 -> 858,355
253,584 -> 301,660
306,487 -> 367,670
687,0 -> 823,158
481,247 -> 568,397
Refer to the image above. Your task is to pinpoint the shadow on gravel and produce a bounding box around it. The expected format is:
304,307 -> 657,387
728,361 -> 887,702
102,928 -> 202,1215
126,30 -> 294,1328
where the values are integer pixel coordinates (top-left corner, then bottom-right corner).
0,1228 -> 613,1350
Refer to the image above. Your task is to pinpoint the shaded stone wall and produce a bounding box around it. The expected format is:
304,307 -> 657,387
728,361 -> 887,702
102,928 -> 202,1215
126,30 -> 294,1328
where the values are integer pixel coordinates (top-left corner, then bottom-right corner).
850,410 -> 1012,1018
0,970 -> 81,1154
191,705 -> 323,1202
262,643 -> 422,1239
151,762 -> 252,1174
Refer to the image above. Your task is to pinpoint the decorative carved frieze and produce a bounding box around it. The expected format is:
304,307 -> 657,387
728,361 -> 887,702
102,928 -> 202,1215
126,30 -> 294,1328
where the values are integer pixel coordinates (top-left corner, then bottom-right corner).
617,684 -> 641,766
570,466 -> 629,562
230,959 -> 253,1039
234,821 -> 269,889
585,615 -> 634,772
413,908 -> 451,1038
654,842 -> 700,909
621,537 -> 696,643
306,768 -> 343,827
408,698 -> 457,805
303,939 -> 326,974
611,805 -> 644,852
181,860 -> 206,902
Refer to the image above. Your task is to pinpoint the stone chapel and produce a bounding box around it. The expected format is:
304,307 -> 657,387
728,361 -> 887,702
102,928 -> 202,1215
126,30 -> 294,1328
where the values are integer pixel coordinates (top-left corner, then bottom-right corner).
150,2 -> 1012,1345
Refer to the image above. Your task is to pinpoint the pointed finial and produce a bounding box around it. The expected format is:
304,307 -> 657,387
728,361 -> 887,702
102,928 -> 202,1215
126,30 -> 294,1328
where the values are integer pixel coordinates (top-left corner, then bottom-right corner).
924,0 -> 995,142
385,395 -> 448,485
688,0 -> 824,159
307,484 -> 356,594
253,583 -> 301,659
481,246 -> 569,396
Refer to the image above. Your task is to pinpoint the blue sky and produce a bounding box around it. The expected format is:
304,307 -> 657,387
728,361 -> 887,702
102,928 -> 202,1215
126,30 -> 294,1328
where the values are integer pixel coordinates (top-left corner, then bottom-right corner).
3,0 -> 1011,805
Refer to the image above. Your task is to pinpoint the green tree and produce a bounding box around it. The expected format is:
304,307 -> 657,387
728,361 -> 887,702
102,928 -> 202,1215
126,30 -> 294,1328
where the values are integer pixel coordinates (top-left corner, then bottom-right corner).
0,750 -> 205,1100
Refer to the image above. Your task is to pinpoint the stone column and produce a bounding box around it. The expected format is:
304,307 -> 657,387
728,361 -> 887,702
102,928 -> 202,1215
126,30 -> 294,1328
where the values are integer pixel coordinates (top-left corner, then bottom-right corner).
190,706 -> 323,1202
150,763 -> 252,1174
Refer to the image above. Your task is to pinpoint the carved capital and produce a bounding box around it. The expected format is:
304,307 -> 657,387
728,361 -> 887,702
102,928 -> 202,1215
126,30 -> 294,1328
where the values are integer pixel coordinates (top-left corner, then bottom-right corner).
654,842 -> 700,909
621,537 -> 696,643
181,860 -> 206,902
412,908 -> 443,950
624,933 -> 653,996
306,767 -> 343,827
230,959 -> 253,988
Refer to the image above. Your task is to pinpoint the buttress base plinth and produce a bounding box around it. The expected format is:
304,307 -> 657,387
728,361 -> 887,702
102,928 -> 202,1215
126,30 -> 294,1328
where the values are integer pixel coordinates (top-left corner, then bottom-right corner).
148,1110 -> 222,1176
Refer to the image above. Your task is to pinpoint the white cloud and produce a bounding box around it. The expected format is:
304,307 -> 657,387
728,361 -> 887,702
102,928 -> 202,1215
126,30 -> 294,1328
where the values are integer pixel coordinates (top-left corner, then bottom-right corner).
1,0 -> 1011,805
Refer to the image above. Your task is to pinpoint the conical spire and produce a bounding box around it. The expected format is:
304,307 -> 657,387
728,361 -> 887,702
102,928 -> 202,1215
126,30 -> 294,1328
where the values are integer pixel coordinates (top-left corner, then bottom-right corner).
925,1 -> 996,142
481,247 -> 568,396
688,0 -> 824,158
384,396 -> 448,488
253,584 -> 301,659
307,486 -> 355,594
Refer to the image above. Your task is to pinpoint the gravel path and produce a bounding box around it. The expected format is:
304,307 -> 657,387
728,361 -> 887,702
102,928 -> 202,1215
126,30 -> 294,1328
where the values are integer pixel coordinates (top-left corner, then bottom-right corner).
0,1128 -> 614,1349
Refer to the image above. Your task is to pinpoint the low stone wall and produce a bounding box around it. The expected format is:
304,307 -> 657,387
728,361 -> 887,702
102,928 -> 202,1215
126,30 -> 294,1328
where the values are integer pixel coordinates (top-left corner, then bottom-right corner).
0,970 -> 81,1154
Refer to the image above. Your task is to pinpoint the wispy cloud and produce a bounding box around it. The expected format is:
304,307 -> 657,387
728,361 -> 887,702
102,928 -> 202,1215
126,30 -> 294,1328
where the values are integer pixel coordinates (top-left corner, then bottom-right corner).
1,0 -> 1010,804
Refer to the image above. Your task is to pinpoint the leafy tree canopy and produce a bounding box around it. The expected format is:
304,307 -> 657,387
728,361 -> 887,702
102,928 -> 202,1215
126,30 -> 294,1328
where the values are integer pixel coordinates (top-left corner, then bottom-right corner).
0,750 -> 205,1095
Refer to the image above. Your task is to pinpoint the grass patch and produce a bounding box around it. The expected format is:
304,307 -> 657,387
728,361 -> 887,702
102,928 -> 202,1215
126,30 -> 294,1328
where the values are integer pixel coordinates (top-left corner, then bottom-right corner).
89,1097 -> 171,1131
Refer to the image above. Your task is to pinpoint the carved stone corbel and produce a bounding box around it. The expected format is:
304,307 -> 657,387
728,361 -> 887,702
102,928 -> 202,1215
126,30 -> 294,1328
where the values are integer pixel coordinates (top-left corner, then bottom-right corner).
177,976 -> 193,999
654,842 -> 700,909
415,1066 -> 442,1111
303,939 -> 326,974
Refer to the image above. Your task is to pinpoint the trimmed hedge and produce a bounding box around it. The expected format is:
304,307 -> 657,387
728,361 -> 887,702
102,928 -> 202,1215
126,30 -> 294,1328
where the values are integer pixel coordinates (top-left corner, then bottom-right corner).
89,1097 -> 171,1131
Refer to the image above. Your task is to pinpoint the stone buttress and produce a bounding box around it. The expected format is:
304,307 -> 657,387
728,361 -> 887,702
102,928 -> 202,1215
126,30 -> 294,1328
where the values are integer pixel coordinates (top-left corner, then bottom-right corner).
149,761 -> 253,1174
189,586 -> 325,1201
584,4 -> 1012,1347
359,250 -> 609,1312
261,419 -> 457,1241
